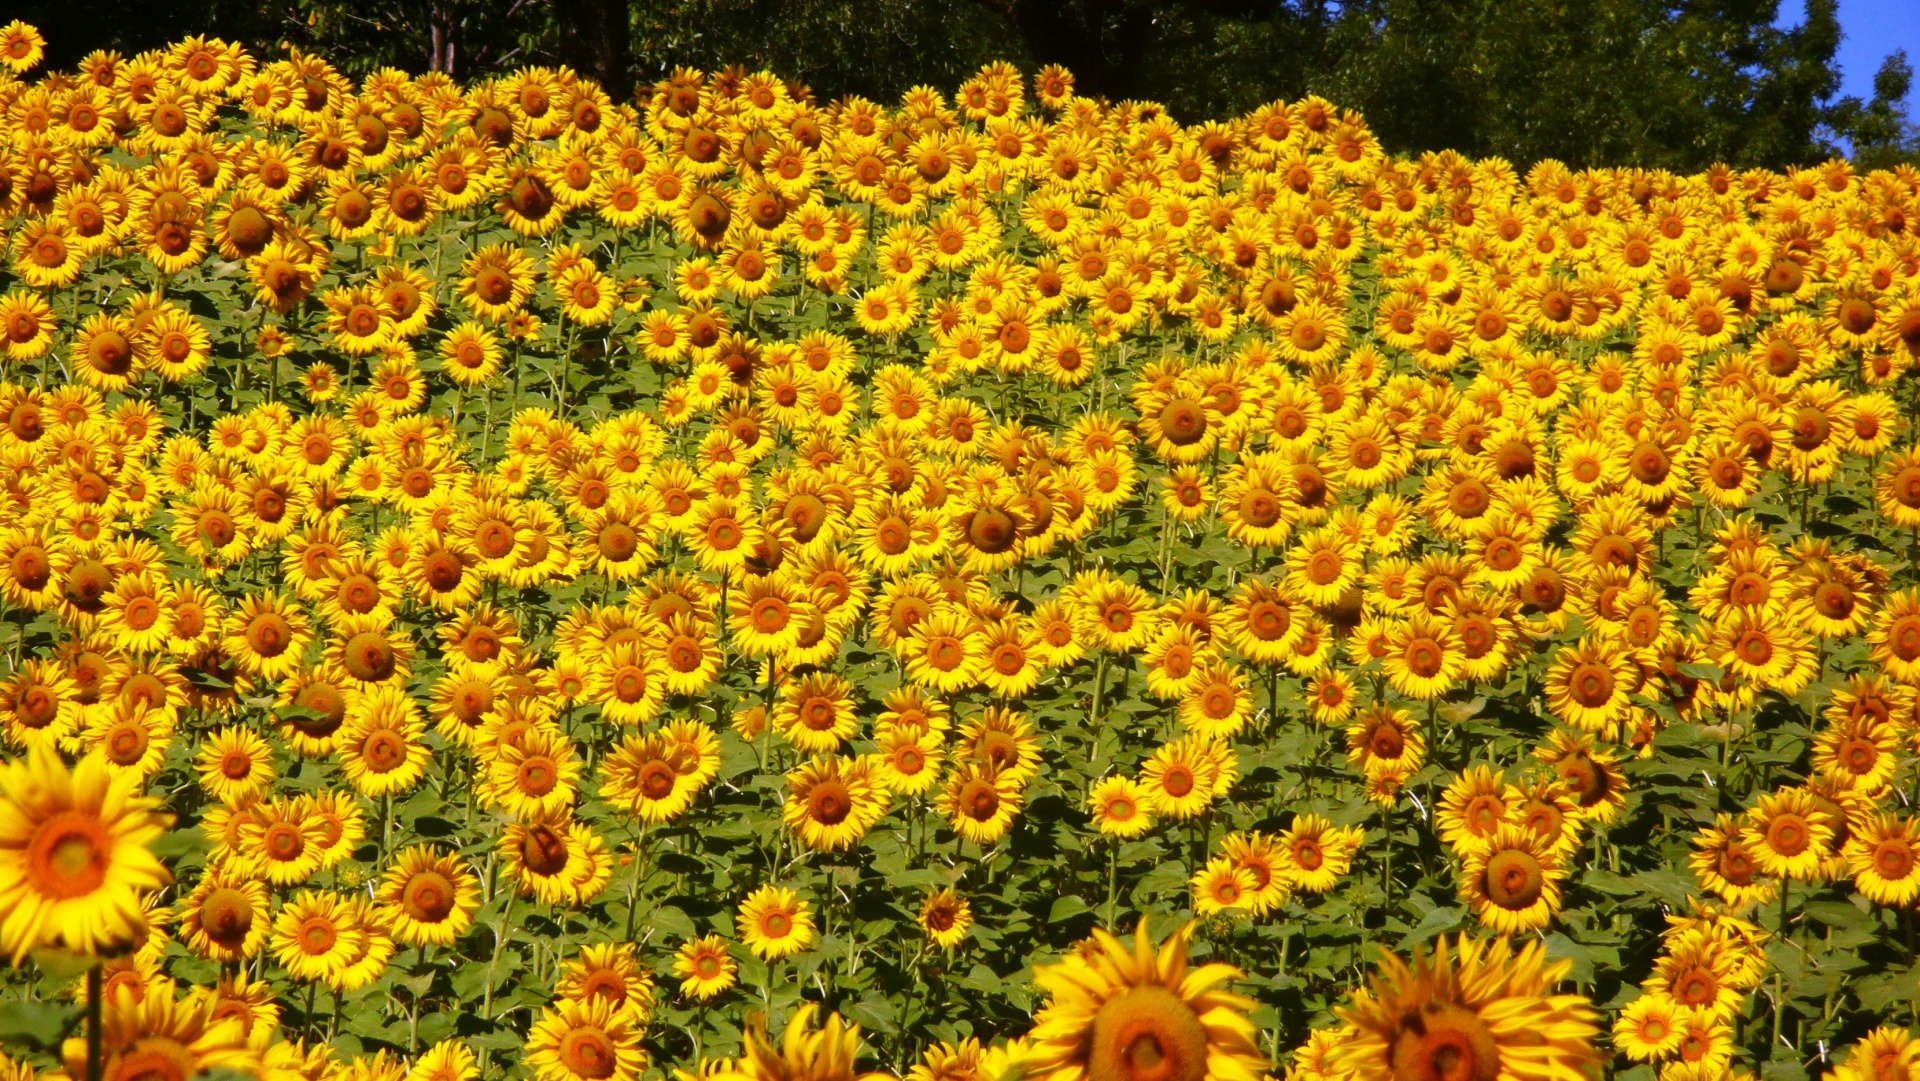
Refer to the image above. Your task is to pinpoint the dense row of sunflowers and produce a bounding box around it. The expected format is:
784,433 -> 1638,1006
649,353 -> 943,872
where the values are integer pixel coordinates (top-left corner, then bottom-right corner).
0,12 -> 1919,1081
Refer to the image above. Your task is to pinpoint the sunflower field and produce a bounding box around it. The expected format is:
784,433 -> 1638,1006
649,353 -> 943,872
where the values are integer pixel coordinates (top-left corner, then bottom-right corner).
4,14 -> 1920,1081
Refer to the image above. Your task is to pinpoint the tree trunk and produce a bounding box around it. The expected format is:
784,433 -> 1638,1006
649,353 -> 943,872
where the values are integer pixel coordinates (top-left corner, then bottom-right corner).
554,0 -> 633,102
429,0 -> 459,75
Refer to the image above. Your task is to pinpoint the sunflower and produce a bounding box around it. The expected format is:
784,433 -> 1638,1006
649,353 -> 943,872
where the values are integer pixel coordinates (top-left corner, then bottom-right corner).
223,591 -> 311,680
0,660 -> 82,752
873,726 -> 944,796
85,702 -> 172,782
486,725 -> 581,820
1025,919 -> 1265,1081
412,1041 -> 482,1081
938,760 -> 1023,844
0,747 -> 171,961
1712,609 -> 1815,695
1611,994 -> 1684,1062
527,996 -> 647,1081
1459,826 -> 1564,934
1087,776 -> 1155,839
1346,705 -> 1424,785
234,796 -> 327,886
1178,661 -> 1253,740
903,608 -> 986,693
177,867 -> 270,962
1645,929 -> 1748,1018
774,672 -> 859,753
1334,934 -> 1600,1081
1140,736 -> 1222,821
1811,716 -> 1899,791
1191,857 -> 1257,917
1831,1028 -> 1920,1081
1277,814 -> 1362,894
1219,578 -> 1304,664
599,731 -> 703,824
57,978 -> 261,1081
589,642 -> 666,727
502,816 -> 611,906
439,321 -> 503,387
1534,732 -> 1628,823
1738,787 -> 1834,883
194,725 -> 275,807
1436,766 -> 1511,857
674,935 -> 739,1002
920,888 -> 973,949
338,685 -> 432,797
1381,611 -> 1463,700
1542,637 -> 1634,733
783,754 -> 888,852
1215,831 -> 1290,914
1846,813 -> 1920,907
0,290 -> 55,362
376,845 -> 481,947
737,884 -> 814,960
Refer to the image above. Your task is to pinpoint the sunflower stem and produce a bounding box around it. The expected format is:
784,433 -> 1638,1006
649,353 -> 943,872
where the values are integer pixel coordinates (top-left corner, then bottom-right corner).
1105,837 -> 1119,929
86,963 -> 101,1081
1380,801 -> 1393,912
1091,650 -> 1109,729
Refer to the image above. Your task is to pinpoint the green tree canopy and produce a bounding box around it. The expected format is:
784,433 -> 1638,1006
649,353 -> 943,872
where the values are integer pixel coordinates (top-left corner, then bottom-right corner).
11,0 -> 1914,170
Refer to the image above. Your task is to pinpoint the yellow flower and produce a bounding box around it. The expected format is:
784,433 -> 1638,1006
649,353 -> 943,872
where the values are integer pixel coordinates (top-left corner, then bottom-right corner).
674,935 -> 739,1001
1087,776 -> 1154,839
527,996 -> 647,1081
737,884 -> 814,960
919,888 -> 973,949
782,754 -> 888,852
58,978 -> 260,1081
0,746 -> 170,962
1025,919 -> 1266,1081
376,845 -> 481,947
1335,935 -> 1600,1081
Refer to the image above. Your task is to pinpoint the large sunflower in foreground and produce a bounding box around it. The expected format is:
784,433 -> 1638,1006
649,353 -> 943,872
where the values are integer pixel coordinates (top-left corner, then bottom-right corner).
0,746 -> 172,962
58,978 -> 261,1081
1024,919 -> 1266,1081
740,1004 -> 892,1081
1333,934 -> 1599,1081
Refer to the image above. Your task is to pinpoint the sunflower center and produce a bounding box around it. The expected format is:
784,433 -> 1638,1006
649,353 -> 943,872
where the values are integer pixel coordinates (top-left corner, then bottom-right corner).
1767,813 -> 1810,856
1159,399 -> 1207,446
638,760 -> 676,801
27,811 -> 109,899
362,730 -> 407,773
1087,985 -> 1210,1081
559,1026 -> 618,1080
1390,1003 -> 1500,1081
808,780 -> 852,825
961,778 -> 1001,819
1671,967 -> 1718,1007
522,825 -> 569,875
1875,840 -> 1915,881
404,870 -> 457,923
1569,662 -> 1613,708
518,757 -> 557,797
343,631 -> 396,681
201,886 -> 254,946
1483,848 -> 1544,908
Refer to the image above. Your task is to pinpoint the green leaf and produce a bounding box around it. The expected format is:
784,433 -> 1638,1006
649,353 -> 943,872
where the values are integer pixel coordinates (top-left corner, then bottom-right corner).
1048,895 -> 1093,923
0,999 -> 80,1050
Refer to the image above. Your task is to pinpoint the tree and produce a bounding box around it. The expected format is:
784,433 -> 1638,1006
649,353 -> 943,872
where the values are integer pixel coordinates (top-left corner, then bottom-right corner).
11,0 -> 1914,171
1312,0 -> 1848,170
1830,50 -> 1920,169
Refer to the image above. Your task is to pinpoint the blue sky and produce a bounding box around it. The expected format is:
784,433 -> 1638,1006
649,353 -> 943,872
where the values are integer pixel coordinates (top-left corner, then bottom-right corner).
1778,0 -> 1920,103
